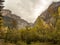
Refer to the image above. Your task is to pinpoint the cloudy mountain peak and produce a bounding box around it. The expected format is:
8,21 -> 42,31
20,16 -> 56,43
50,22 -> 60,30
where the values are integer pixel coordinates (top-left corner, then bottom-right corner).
4,0 -> 60,23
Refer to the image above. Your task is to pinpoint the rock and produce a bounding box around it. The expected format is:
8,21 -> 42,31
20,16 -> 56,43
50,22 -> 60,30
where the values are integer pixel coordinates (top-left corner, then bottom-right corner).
1,9 -> 30,30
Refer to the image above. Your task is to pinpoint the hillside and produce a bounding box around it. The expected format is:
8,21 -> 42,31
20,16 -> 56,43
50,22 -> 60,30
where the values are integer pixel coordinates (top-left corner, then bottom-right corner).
34,2 -> 60,29
1,9 -> 30,30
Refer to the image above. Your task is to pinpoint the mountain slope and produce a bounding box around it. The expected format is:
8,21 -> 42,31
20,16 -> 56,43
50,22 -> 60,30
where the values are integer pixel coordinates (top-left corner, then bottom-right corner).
1,9 -> 30,30
34,2 -> 60,29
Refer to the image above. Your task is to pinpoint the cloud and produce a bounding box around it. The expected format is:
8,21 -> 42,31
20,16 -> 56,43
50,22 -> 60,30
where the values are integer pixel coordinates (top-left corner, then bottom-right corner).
4,0 -> 60,23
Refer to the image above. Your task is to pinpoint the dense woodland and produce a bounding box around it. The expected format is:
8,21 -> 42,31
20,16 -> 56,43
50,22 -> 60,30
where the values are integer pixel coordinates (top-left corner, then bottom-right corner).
0,9 -> 60,45
0,2 -> 60,45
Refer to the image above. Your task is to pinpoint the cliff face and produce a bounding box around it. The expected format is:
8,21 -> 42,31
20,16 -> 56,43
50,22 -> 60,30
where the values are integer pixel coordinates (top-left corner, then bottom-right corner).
1,9 -> 30,29
34,2 -> 60,29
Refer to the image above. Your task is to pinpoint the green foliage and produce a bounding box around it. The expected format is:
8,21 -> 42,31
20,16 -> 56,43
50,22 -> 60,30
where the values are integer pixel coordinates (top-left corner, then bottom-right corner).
16,41 -> 27,45
0,6 -> 60,45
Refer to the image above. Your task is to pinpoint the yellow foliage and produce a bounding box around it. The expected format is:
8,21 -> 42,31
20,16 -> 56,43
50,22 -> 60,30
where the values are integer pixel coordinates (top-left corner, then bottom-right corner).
58,7 -> 60,16
0,26 -> 8,33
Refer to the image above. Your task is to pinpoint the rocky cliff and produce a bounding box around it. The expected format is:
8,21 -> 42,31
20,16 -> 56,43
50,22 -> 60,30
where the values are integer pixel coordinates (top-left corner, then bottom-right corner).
1,9 -> 30,30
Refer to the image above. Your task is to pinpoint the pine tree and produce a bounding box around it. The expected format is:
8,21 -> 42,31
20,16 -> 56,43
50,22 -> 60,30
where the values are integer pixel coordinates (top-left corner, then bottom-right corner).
0,0 -> 5,37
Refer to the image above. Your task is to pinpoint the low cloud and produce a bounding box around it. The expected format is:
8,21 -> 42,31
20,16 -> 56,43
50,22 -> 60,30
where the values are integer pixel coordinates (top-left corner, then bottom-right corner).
4,0 -> 60,23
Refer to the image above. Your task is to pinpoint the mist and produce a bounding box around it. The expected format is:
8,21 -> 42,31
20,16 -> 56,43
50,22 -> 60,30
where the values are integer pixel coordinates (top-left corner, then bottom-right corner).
4,0 -> 60,23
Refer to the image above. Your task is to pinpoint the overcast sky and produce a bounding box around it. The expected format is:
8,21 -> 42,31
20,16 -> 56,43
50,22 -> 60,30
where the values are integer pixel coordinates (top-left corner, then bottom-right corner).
4,0 -> 60,23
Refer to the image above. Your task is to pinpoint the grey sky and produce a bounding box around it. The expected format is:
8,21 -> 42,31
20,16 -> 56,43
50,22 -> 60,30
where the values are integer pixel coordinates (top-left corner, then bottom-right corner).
4,0 -> 60,23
